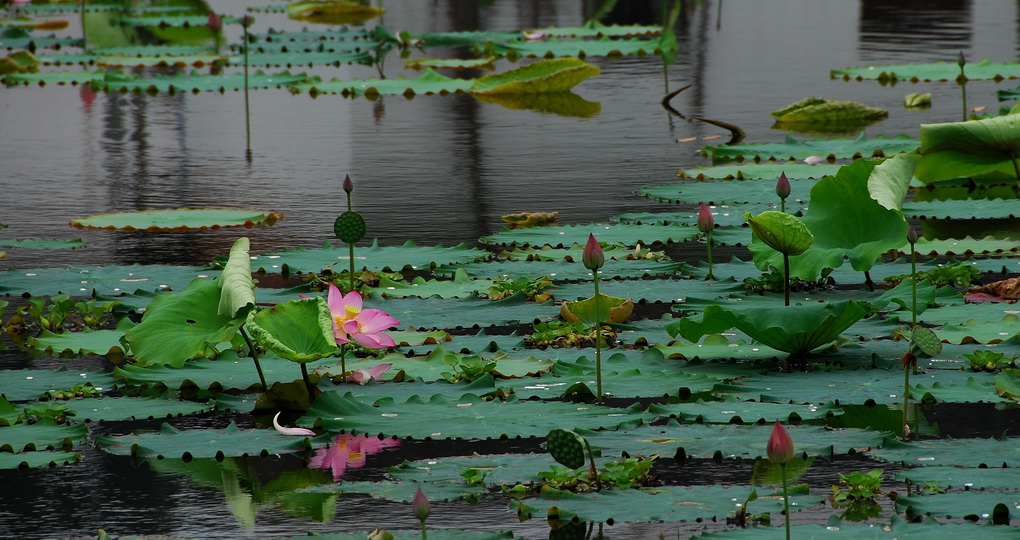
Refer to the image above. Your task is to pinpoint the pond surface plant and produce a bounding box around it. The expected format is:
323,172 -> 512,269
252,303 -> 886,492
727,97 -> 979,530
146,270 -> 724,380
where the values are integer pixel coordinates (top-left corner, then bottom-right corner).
3,1 -> 1020,539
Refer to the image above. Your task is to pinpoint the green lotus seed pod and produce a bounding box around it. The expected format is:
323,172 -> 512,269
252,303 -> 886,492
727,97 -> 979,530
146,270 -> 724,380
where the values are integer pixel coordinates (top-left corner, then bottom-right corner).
546,428 -> 586,469
334,211 -> 366,244
910,326 -> 942,358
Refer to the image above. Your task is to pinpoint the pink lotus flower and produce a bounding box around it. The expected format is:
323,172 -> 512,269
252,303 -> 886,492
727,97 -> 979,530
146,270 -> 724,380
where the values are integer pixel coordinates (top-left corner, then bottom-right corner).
697,202 -> 714,234
766,421 -> 795,464
327,284 -> 399,348
346,363 -> 393,384
273,412 -> 315,437
412,486 -> 430,522
775,172 -> 791,201
582,233 -> 604,270
207,11 -> 222,33
309,433 -> 400,482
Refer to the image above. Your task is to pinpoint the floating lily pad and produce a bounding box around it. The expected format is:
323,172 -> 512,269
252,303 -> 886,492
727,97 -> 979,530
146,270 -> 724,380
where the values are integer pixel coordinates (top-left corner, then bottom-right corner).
70,208 -> 283,232
0,419 -> 88,453
832,59 -> 1020,82
480,222 -> 700,248
677,162 -> 841,181
0,238 -> 86,250
251,240 -> 490,274
292,68 -> 473,97
702,133 -> 919,163
868,436 -> 1020,467
0,367 -> 116,402
0,450 -> 80,470
896,491 -> 1020,522
96,421 -> 318,459
896,466 -> 1020,490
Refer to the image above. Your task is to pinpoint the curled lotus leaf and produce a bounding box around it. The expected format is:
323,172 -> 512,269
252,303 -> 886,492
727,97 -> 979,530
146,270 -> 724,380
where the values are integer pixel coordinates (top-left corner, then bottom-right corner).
69,208 -> 283,232
469,58 -> 600,95
917,114 -> 1020,183
245,298 -> 338,364
744,211 -> 814,256
286,1 -> 384,25
560,293 -> 634,324
771,97 -> 888,123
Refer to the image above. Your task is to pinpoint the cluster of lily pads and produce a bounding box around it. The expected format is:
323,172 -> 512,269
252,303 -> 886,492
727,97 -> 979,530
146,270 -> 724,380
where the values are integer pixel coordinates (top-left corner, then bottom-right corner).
4,1 -> 1020,538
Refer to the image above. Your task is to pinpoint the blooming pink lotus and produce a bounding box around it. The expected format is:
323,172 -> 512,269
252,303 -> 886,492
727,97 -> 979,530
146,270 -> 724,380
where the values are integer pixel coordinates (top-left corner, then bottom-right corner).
327,284 -> 399,348
309,433 -> 400,482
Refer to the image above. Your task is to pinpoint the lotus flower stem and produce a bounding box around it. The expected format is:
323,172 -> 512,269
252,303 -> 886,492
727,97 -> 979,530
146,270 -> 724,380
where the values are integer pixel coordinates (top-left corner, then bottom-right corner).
300,362 -> 316,403
339,343 -> 348,374
348,244 -> 356,293
781,463 -> 791,540
239,326 -> 268,390
958,51 -> 967,122
903,230 -> 917,439
782,253 -> 790,307
594,276 -> 603,405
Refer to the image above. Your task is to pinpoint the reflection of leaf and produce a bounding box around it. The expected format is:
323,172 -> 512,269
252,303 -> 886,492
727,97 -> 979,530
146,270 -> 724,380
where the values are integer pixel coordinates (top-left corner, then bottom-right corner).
474,90 -> 600,117
470,58 -> 599,95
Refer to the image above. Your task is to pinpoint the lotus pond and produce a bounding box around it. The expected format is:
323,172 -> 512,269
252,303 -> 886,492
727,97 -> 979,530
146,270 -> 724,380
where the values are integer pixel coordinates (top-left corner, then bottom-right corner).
2,0 -> 1020,538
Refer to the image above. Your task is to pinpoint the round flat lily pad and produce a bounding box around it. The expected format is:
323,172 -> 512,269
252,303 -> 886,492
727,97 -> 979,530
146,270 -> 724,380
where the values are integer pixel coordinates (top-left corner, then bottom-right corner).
69,208 -> 283,232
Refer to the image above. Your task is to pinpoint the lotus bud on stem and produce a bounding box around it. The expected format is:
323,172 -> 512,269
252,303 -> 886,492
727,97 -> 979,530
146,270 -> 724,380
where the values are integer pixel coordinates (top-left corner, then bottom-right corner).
776,172 -> 791,213
767,421 -> 795,540
957,50 -> 968,121
412,487 -> 430,540
697,203 -> 715,280
583,233 -> 605,404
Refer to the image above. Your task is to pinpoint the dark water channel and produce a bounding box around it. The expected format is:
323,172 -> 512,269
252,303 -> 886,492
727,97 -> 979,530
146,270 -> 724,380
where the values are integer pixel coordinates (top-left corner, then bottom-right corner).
2,0 -> 1020,538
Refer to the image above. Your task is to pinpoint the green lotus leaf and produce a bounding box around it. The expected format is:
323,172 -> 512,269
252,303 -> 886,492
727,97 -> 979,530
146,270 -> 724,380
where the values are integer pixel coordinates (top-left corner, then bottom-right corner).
0,263 -> 216,297
94,53 -> 227,69
480,222 -> 699,247
0,367 -> 116,402
30,319 -> 133,357
770,97 -> 888,136
869,436 -> 1020,467
0,49 -> 39,74
916,114 -> 1020,183
69,208 -> 283,232
677,161 -> 841,181
897,491 -> 1020,523
867,152 -> 919,211
832,59 -> 1020,82
559,293 -> 634,324
937,315 -> 1020,345
702,133 -> 919,163
666,300 -> 868,356
217,237 -> 255,319
62,396 -> 213,422
638,177 -> 816,206
896,466 -> 1020,491
485,34 -> 677,61
95,69 -> 310,93
225,49 -> 372,68
511,484 -> 823,524
303,393 -> 653,439
124,277 -> 241,367
744,211 -> 814,256
649,397 -> 840,424
114,350 -> 340,392
0,419 -> 88,453
292,68 -> 474,97
286,1 -> 384,25
95,422 -> 318,459
0,450 -> 80,470
245,298 -> 338,364
695,515 -> 1020,539
470,58 -> 599,95
439,258 -> 686,282
250,240 -> 489,274
314,346 -> 553,382
750,159 -> 910,280
404,57 -> 496,71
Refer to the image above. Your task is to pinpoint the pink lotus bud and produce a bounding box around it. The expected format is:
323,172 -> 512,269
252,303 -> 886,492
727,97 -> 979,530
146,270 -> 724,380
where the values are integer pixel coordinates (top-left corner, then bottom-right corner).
697,203 -> 714,234
766,421 -> 795,464
958,51 -> 966,68
775,172 -> 791,200
412,487 -> 430,522
343,174 -> 354,194
907,224 -> 918,244
582,233 -> 604,270
241,14 -> 253,28
207,11 -> 222,33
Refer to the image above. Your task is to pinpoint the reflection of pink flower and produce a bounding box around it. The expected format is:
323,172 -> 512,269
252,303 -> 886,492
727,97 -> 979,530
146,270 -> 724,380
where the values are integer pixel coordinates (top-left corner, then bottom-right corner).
309,434 -> 400,482
327,284 -> 399,348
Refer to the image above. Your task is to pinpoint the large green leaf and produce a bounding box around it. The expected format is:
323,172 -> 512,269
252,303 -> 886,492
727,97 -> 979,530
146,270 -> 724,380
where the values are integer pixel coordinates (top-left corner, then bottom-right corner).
916,114 -> 1020,183
701,133 -> 919,163
303,393 -> 653,439
896,466 -> 1020,490
469,58 -> 599,95
832,59 -> 1020,82
124,277 -> 241,367
868,152 -> 919,211
245,298 -> 338,364
750,160 -> 909,279
677,161 -> 841,181
0,263 -> 217,297
217,237 -> 255,319
96,422 -> 318,459
70,208 -> 283,231
745,211 -> 814,256
869,436 -> 1020,467
666,300 -> 869,356
0,367 -> 116,402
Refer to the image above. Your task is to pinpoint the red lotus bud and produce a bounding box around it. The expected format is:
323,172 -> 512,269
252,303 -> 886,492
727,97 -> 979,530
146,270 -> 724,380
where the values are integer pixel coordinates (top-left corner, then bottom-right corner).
958,51 -> 966,68
582,233 -> 604,270
775,172 -> 791,201
207,11 -> 222,33
697,203 -> 714,234
412,487 -> 430,522
907,224 -> 918,244
343,174 -> 354,194
241,14 -> 253,28
766,421 -> 795,464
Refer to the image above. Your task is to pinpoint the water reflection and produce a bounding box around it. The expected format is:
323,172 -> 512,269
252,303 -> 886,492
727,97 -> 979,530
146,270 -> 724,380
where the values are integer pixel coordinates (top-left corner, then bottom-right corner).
858,0 -> 972,62
309,433 -> 402,482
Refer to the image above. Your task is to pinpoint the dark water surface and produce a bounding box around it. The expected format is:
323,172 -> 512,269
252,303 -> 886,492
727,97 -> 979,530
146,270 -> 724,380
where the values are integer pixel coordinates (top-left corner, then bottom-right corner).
1,0 -> 1019,538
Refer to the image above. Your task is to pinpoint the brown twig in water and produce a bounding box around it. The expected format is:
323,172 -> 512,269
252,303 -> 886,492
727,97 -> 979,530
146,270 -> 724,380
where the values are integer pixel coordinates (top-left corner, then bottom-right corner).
692,115 -> 746,145
660,84 -> 692,118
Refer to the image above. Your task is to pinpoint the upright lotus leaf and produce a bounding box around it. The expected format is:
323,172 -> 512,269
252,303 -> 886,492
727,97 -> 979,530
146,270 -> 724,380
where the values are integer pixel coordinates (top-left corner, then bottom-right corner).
916,114 -> 1020,183
245,298 -> 337,363
560,293 -> 634,324
124,278 -> 242,367
771,97 -> 888,136
665,300 -> 869,356
470,58 -> 600,95
750,160 -> 910,280
217,237 -> 255,319
867,152 -> 919,211
744,211 -> 814,256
